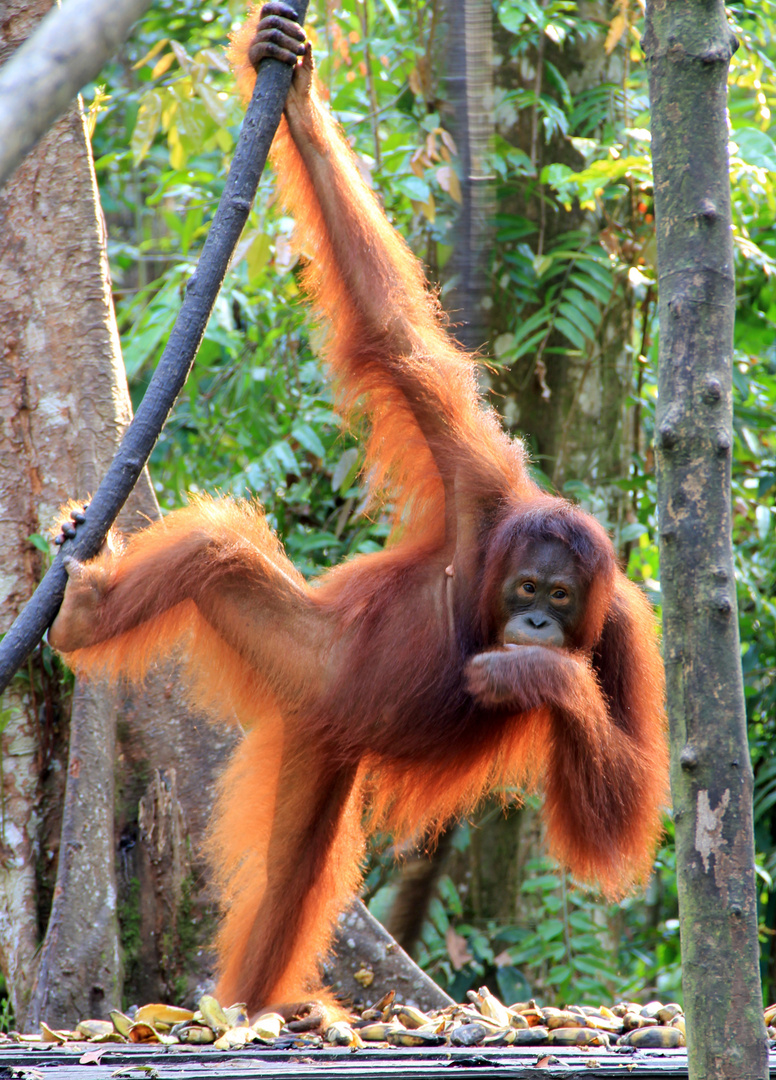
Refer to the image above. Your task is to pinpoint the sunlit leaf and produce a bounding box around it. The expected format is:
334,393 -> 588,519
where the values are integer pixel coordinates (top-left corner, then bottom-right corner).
246,233 -> 271,282
195,83 -> 231,126
605,13 -> 626,54
132,38 -> 169,70
731,127 -> 776,172
131,90 -> 163,165
436,165 -> 461,202
170,40 -> 192,71
292,423 -> 326,458
377,0 -> 401,23
397,175 -> 431,202
411,194 -> 436,222
151,52 -> 176,79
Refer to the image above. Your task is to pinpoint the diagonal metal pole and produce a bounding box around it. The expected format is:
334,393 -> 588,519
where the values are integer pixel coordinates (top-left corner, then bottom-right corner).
0,2 -> 309,694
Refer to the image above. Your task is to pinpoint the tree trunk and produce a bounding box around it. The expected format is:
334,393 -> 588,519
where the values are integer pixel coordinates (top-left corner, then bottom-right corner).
327,901 -> 454,1013
25,681 -> 121,1026
444,0 -> 494,353
0,0 -> 134,1021
0,81 -> 132,1021
645,3 -> 767,1076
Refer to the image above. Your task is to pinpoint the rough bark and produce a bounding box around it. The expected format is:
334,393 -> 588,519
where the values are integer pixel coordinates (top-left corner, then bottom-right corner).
326,901 -> 454,1013
464,805 -> 544,929
0,84 -> 128,1022
114,696 -> 237,1010
25,681 -> 121,1027
645,3 -> 767,1077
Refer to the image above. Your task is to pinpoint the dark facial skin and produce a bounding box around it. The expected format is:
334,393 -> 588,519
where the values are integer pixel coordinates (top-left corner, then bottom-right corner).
500,540 -> 586,649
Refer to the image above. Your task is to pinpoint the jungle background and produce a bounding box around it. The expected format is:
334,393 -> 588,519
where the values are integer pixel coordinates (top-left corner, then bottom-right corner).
2,0 -> 775,1023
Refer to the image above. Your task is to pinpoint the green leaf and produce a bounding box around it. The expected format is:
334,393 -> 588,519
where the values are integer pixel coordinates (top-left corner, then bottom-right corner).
123,315 -> 173,378
377,0 -> 401,23
732,127 -> 776,172
576,256 -> 615,289
537,918 -> 564,942
620,522 -> 648,543
195,82 -> 231,127
512,329 -> 549,361
396,175 -> 431,202
556,303 -> 596,342
506,147 -> 534,175
292,423 -> 326,458
554,315 -> 586,350
573,956 -> 616,979
263,441 -> 300,480
292,532 -> 340,552
28,533 -> 50,554
521,873 -> 561,893
497,0 -> 527,34
567,911 -> 595,932
332,447 -> 360,493
540,95 -> 569,138
513,313 -> 552,346
496,966 -> 532,1005
246,233 -> 271,283
569,270 -> 612,306
542,162 -> 574,189
561,288 -> 601,330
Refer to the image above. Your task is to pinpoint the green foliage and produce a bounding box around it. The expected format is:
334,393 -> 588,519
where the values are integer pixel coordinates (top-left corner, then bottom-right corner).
0,975 -> 13,1034
492,234 -> 617,363
403,846 -> 680,1008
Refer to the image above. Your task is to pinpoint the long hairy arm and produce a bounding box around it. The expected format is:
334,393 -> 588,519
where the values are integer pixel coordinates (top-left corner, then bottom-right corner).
230,8 -> 528,532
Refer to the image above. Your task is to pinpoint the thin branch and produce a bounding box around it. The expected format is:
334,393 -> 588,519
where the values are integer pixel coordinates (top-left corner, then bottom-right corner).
0,0 -> 153,188
357,0 -> 382,170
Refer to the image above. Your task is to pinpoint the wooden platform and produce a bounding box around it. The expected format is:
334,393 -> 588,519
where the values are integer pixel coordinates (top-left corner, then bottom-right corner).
2,1041 -> 773,1078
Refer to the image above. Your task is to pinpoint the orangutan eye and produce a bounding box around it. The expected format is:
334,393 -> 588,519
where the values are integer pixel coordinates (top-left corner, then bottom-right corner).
518,581 -> 536,596
551,588 -> 569,602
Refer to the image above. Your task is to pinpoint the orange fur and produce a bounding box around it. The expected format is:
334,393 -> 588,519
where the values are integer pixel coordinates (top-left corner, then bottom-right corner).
48,11 -> 668,1014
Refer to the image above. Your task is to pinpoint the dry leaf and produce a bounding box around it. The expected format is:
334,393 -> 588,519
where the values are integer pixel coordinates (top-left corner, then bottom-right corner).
79,1047 -> 109,1065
